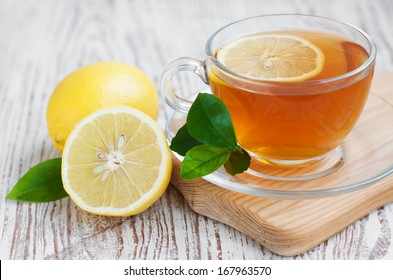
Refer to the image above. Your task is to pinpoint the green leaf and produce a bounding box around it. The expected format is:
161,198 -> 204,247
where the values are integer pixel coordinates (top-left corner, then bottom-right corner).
170,92 -> 251,180
224,147 -> 251,176
6,158 -> 68,202
180,145 -> 231,180
187,93 -> 237,149
170,124 -> 203,156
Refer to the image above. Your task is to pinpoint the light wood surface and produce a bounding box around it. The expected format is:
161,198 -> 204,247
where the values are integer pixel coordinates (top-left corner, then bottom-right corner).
1,0 -> 393,260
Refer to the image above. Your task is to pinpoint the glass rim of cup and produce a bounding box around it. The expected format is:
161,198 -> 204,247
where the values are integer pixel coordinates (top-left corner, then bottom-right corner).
205,13 -> 377,86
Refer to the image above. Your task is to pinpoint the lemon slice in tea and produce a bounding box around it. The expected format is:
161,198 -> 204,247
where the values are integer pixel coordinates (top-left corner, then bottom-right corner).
216,34 -> 325,82
62,107 -> 172,216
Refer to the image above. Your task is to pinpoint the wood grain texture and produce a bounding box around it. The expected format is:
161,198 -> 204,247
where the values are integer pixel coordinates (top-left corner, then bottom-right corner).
1,0 -> 393,259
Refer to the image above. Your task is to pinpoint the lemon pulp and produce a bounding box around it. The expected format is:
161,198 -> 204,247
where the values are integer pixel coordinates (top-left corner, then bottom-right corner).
61,107 -> 172,216
216,34 -> 325,82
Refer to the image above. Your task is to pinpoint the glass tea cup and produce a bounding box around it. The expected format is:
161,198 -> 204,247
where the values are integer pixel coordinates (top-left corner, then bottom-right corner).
161,14 -> 376,180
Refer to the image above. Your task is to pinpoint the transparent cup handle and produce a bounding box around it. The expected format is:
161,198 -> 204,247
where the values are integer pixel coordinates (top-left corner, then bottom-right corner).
160,57 -> 208,113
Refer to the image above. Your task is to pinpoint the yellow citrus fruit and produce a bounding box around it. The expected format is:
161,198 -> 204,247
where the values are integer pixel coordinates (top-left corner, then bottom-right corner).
61,107 -> 172,216
216,34 -> 325,82
46,61 -> 159,152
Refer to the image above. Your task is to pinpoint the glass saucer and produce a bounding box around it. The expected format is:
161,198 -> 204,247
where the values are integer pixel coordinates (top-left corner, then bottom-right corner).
166,93 -> 393,200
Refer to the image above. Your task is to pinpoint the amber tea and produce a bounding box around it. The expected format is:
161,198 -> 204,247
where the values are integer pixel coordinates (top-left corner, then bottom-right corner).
161,15 -> 376,178
208,30 -> 373,163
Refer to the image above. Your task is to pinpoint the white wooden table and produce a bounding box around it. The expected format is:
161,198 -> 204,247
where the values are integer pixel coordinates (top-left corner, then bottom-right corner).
1,0 -> 393,259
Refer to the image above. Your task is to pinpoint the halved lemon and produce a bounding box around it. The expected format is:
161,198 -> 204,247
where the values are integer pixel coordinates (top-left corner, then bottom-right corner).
216,34 -> 325,82
61,107 -> 172,216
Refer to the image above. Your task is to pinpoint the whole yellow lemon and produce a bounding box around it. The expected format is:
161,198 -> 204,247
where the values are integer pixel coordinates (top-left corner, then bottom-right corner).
46,61 -> 159,151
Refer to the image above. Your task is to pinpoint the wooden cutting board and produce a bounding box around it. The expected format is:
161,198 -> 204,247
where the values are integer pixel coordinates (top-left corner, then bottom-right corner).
170,72 -> 393,257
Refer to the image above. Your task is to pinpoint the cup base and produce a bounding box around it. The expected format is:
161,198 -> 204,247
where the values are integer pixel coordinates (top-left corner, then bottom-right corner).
246,146 -> 344,181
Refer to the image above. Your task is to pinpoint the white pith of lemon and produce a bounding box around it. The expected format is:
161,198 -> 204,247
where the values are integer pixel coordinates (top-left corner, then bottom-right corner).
61,107 -> 172,216
216,34 -> 325,82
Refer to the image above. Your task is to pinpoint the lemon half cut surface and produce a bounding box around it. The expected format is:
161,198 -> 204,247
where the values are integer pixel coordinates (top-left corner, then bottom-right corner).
216,34 -> 325,82
62,107 -> 172,216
